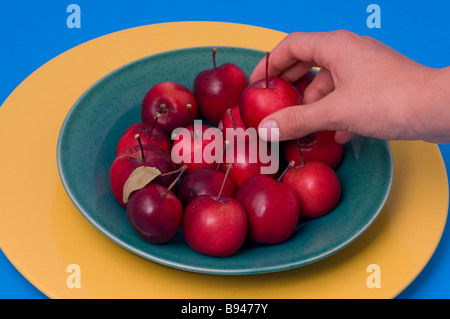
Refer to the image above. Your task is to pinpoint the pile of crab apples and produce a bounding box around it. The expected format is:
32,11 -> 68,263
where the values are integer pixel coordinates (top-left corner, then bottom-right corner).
109,48 -> 343,257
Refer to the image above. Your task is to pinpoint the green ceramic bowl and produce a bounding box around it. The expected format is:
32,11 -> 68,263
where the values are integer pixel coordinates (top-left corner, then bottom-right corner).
57,46 -> 393,275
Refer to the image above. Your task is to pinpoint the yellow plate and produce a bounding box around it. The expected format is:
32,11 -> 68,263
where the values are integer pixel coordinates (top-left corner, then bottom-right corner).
0,22 -> 448,299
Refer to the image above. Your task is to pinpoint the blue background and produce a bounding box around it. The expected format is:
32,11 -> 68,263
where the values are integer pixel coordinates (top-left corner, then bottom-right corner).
1,0 -> 449,299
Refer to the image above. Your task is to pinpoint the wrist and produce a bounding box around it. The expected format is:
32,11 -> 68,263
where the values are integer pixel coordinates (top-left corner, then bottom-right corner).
420,66 -> 450,143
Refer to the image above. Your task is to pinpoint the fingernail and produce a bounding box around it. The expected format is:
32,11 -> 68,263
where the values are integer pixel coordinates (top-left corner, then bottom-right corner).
258,120 -> 280,141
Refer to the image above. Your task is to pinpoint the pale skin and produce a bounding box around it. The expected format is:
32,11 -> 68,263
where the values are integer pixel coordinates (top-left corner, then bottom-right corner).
252,30 -> 450,144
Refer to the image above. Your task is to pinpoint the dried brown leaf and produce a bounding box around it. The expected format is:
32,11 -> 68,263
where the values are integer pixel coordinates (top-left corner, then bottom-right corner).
122,166 -> 161,204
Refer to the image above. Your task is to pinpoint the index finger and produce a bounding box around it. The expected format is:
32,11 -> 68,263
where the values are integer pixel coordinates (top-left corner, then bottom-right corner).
250,31 -> 333,83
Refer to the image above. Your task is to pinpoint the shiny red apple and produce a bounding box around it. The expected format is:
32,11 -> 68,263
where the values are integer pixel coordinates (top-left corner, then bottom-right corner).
141,81 -> 199,135
219,137 -> 279,187
282,161 -> 341,219
171,123 -> 223,173
193,48 -> 249,125
239,52 -> 302,130
235,163 -> 300,244
177,167 -> 236,207
126,167 -> 186,244
217,106 -> 255,147
116,118 -> 171,156
182,165 -> 247,257
217,106 -> 246,132
282,131 -> 343,169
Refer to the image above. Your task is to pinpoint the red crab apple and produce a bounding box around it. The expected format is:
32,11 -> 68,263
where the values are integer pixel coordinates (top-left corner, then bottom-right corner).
282,158 -> 341,219
141,81 -> 199,135
193,48 -> 249,125
218,106 -> 255,147
236,161 -> 300,245
182,164 -> 247,257
177,167 -> 236,207
239,52 -> 302,130
171,122 -> 223,173
219,136 -> 279,187
116,115 -> 171,156
283,131 -> 343,169
110,135 -> 177,207
218,106 -> 246,132
293,69 -> 316,97
126,166 -> 186,244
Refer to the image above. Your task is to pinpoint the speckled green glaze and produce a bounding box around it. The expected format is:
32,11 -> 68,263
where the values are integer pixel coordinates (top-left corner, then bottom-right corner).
57,46 -> 393,275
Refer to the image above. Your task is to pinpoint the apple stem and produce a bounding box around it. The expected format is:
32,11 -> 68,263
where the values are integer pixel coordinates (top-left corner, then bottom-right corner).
160,165 -> 186,177
265,51 -> 270,88
212,48 -> 217,68
186,104 -> 194,127
226,108 -> 237,134
216,163 -> 232,202
216,139 -> 231,171
296,139 -> 304,166
135,134 -> 145,162
277,161 -> 295,182
162,165 -> 187,197
149,112 -> 161,134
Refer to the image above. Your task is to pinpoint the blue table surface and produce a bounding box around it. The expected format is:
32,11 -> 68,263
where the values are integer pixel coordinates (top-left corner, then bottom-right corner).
1,0 -> 449,299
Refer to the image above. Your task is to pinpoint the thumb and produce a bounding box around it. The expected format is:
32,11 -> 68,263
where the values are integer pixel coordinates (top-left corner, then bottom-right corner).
257,93 -> 338,141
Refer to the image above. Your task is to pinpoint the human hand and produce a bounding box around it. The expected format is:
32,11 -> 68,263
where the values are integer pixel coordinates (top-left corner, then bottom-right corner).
252,30 -> 450,144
